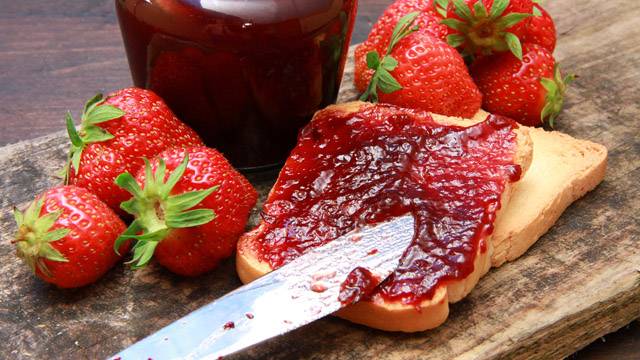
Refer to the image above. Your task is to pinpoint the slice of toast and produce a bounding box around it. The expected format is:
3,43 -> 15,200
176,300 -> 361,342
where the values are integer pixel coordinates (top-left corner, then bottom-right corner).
237,101 -> 533,332
491,127 -> 608,267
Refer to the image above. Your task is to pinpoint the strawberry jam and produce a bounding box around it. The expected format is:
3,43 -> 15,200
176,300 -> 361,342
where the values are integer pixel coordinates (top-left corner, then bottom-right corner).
252,104 -> 521,305
338,267 -> 379,305
115,0 -> 357,169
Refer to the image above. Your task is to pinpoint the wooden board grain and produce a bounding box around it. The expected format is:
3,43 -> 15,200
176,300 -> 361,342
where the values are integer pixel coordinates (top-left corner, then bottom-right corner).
1,0 -> 639,359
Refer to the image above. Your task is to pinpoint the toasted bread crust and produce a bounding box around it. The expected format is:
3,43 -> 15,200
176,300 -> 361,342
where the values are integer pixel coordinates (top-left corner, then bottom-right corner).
237,102 -> 534,332
491,128 -> 608,266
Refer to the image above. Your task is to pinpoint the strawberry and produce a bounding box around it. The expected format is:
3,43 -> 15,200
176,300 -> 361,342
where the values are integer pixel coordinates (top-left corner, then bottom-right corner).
359,12 -> 482,118
521,4 -> 556,52
64,88 -> 204,213
354,0 -> 449,92
114,146 -> 257,276
441,0 -> 534,59
12,185 -> 128,288
470,43 -> 573,126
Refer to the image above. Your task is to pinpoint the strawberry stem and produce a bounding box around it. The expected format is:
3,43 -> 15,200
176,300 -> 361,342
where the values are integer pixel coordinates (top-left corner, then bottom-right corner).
541,64 -> 575,128
114,154 -> 219,269
360,12 -> 420,102
13,196 -> 70,277
62,94 -> 125,183
442,0 -> 532,59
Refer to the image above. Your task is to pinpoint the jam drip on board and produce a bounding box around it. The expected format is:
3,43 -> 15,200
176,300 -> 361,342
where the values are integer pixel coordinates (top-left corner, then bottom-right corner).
254,104 -> 521,305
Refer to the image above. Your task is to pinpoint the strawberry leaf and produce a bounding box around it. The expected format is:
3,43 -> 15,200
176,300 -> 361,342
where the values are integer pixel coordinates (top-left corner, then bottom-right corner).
489,0 -> 509,20
113,153 -> 218,269
162,156 -> 187,194
497,12 -> 532,29
166,209 -> 216,228
360,76 -> 380,102
13,207 -> 23,225
114,220 -> 141,255
25,196 -> 44,221
65,113 -> 83,148
12,196 -> 70,276
42,228 -> 70,242
82,125 -> 115,143
452,0 -> 473,22
447,34 -> 467,48
473,1 -> 488,18
85,104 -> 125,124
70,151 -> 83,178
434,0 -> 449,17
533,6 -> 542,16
166,186 -> 219,213
40,245 -> 68,263
34,210 -> 62,234
366,51 -> 380,69
388,12 -> 420,53
540,77 -> 557,93
380,56 -> 398,71
64,93 -> 124,182
83,93 -> 104,116
360,12 -> 420,102
115,172 -> 144,199
504,32 -> 523,60
540,64 -> 574,128
441,18 -> 468,32
376,68 -> 403,94
129,241 -> 159,269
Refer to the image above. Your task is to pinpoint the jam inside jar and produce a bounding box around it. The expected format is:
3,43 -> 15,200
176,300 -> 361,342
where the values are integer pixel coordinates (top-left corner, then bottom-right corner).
115,0 -> 358,170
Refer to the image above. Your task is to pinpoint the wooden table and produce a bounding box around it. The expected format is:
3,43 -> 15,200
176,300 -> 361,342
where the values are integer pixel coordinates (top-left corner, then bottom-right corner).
0,1 -> 638,359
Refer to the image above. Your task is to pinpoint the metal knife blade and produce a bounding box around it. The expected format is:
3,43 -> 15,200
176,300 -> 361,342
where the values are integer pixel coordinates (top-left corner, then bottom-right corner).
112,214 -> 415,360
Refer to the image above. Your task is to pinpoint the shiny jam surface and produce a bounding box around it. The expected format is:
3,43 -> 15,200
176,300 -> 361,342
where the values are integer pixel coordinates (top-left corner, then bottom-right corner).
338,267 -> 379,305
115,0 -> 357,169
253,104 -> 521,305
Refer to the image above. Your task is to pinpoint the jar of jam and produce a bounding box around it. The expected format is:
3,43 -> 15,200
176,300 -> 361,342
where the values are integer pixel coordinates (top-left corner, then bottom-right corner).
115,0 -> 358,170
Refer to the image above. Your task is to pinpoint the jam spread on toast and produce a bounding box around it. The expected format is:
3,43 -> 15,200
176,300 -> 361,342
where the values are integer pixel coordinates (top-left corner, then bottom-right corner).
338,267 -> 379,305
254,104 -> 520,305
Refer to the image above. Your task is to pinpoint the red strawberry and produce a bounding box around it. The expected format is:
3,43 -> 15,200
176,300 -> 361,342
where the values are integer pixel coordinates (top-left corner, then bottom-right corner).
12,185 -> 129,288
64,88 -> 204,213
354,42 -> 377,93
521,4 -> 556,52
441,0 -> 534,59
359,13 -> 482,118
114,146 -> 257,276
470,43 -> 573,126
355,0 -> 449,92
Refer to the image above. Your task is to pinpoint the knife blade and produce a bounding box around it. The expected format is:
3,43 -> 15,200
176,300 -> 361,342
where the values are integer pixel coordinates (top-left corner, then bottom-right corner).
112,214 -> 415,360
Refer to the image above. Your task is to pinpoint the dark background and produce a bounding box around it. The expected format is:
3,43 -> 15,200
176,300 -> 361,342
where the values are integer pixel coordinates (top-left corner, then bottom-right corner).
0,0 -> 637,358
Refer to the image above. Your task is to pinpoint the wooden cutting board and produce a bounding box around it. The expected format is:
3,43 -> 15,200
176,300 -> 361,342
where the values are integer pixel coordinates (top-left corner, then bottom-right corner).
1,1 -> 639,358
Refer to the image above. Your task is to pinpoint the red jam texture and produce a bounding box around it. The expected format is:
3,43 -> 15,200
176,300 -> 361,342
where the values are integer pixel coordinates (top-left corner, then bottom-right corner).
338,267 -> 379,305
254,104 -> 521,305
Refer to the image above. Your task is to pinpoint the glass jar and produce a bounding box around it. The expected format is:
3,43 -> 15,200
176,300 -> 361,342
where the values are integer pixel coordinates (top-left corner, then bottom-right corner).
115,0 -> 358,170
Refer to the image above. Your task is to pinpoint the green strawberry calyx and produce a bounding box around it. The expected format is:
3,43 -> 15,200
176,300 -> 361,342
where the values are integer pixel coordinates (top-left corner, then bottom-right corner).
63,93 -> 126,183
114,154 -> 219,269
441,0 -> 532,60
360,12 -> 420,102
540,64 -> 575,128
13,197 -> 70,277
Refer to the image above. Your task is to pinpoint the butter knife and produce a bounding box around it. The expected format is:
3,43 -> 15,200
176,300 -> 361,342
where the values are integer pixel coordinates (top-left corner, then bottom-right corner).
112,214 -> 415,360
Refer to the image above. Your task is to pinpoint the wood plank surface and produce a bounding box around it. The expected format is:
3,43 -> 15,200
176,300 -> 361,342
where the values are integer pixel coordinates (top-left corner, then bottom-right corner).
1,0 -> 639,359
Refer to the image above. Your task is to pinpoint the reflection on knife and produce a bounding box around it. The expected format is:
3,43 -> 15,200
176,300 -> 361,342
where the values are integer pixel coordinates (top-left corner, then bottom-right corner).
112,214 -> 415,360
